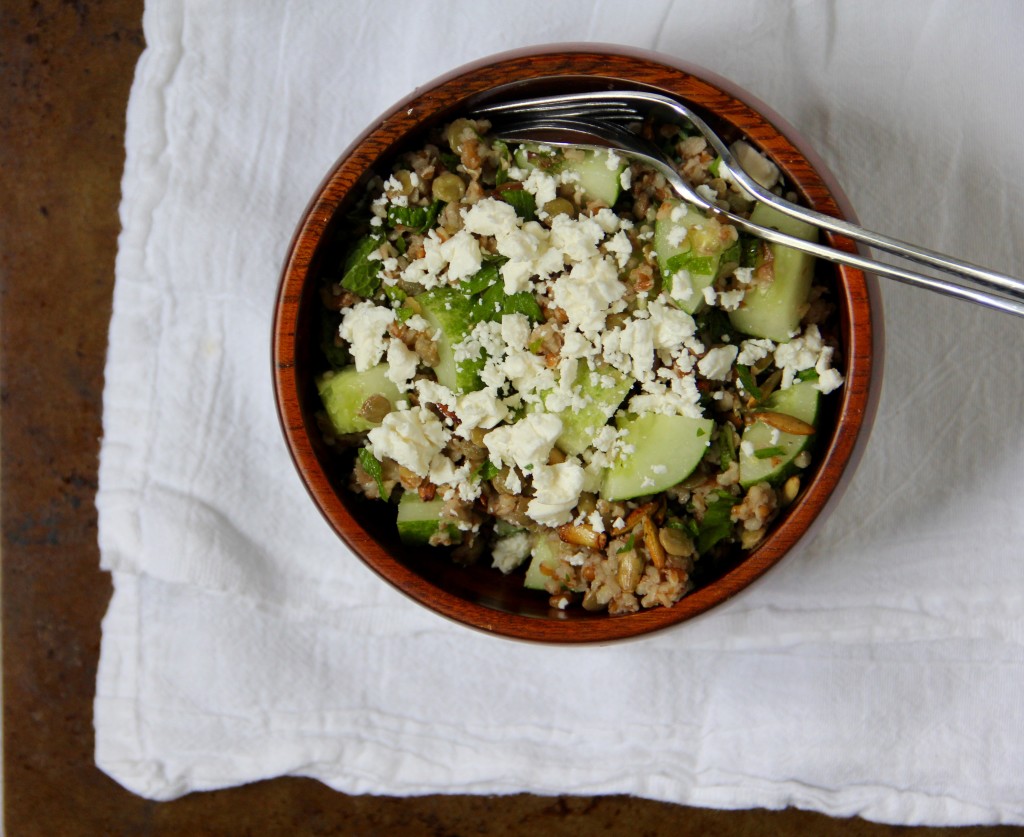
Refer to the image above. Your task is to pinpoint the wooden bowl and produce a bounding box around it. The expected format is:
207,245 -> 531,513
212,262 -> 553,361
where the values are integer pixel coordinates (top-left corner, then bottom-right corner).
272,46 -> 878,643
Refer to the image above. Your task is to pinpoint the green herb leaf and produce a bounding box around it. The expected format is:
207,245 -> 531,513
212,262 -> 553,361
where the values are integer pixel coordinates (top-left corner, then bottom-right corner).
739,233 -> 761,268
754,445 -> 786,460
719,423 -> 737,470
616,534 -> 636,554
386,199 -> 445,233
501,291 -> 543,322
340,235 -> 384,297
393,235 -> 408,255
735,364 -> 763,401
696,490 -> 735,553
383,284 -> 407,304
439,151 -> 461,171
460,262 -> 502,295
717,239 -> 741,277
476,282 -> 507,324
395,306 -> 414,324
667,251 -> 715,277
499,188 -> 536,221
357,448 -> 389,501
708,156 -> 722,177
797,368 -> 820,382
475,460 -> 500,482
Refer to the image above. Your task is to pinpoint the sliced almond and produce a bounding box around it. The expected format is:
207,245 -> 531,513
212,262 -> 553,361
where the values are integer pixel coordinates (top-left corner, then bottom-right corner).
557,523 -> 607,551
751,410 -> 816,436
642,515 -> 666,569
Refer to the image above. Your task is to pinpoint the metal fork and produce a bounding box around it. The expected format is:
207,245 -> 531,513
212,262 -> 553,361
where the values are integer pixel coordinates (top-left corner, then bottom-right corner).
473,91 -> 1024,318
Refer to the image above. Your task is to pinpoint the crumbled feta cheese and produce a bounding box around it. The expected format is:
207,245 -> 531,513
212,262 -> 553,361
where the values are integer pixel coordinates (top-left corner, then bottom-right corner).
414,378 -> 455,408
553,256 -> 626,336
453,390 -> 509,438
647,300 -> 698,350
367,407 -> 448,476
462,198 -> 521,237
339,301 -> 395,371
666,225 -> 688,248
737,338 -> 776,366
697,345 -> 739,381
385,338 -> 419,392
438,229 -> 483,282
718,289 -> 746,311
521,168 -> 558,209
816,366 -> 844,395
734,266 -> 755,285
603,229 -> 633,269
527,461 -> 586,526
695,183 -> 719,204
592,207 -> 621,234
775,324 -> 843,389
483,412 -> 563,472
491,532 -> 532,574
548,213 -> 605,262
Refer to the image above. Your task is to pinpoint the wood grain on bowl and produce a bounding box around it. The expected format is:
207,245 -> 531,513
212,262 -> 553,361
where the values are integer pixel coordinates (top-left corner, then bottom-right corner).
272,48 -> 874,643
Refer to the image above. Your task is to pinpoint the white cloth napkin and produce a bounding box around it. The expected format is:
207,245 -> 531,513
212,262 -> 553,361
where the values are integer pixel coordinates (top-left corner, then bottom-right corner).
95,0 -> 1024,824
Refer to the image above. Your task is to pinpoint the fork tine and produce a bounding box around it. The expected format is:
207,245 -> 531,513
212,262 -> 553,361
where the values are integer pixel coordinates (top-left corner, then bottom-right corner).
476,102 -> 639,125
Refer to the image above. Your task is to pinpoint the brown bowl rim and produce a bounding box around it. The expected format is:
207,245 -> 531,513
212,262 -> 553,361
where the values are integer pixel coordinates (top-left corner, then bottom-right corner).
272,45 -> 877,644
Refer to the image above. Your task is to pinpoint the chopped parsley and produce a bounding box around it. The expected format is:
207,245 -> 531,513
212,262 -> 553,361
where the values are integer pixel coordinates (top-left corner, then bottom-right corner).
339,234 -> 383,297
357,448 -> 389,501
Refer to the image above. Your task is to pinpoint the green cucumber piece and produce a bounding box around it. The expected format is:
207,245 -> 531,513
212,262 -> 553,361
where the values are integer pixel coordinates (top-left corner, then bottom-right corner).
513,144 -> 627,206
728,202 -> 818,341
738,381 -> 820,488
316,363 -> 402,435
654,199 -> 729,314
566,148 -> 628,206
415,287 -> 485,393
395,492 -> 461,546
601,413 -> 715,501
524,532 -> 561,591
545,363 -> 633,456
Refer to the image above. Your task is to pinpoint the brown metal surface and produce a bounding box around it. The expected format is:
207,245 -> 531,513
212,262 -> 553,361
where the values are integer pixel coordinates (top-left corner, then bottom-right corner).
1,1 -> 1018,833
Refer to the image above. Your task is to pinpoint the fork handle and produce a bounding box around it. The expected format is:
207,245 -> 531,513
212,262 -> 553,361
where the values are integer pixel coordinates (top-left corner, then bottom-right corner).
722,203 -> 1024,317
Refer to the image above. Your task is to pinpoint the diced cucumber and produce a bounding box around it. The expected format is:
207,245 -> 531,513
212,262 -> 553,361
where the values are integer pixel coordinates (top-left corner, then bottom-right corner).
728,202 -> 818,341
513,144 -> 628,206
415,287 -> 485,394
566,148 -> 628,206
738,381 -> 820,488
601,413 -> 715,501
523,532 -> 561,591
654,200 -> 730,314
544,362 -> 633,456
395,492 -> 460,546
316,363 -> 402,435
